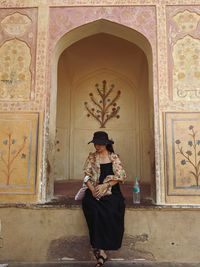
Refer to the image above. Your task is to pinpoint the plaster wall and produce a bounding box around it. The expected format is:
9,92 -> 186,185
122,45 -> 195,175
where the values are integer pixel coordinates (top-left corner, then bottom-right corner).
55,55 -> 72,180
55,33 -> 153,184
0,207 -> 199,263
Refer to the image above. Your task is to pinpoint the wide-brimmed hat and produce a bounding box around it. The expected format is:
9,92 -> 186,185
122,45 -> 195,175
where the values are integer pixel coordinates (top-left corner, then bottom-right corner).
88,131 -> 114,145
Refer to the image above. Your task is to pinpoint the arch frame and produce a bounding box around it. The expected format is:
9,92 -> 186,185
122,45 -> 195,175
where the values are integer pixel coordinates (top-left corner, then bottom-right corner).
42,19 -> 160,204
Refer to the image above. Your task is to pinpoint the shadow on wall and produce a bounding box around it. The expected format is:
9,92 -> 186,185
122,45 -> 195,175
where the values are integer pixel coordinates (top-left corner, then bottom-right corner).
47,234 -> 154,261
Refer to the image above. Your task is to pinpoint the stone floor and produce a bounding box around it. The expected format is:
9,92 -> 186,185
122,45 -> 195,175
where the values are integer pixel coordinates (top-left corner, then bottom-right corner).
2,261 -> 200,267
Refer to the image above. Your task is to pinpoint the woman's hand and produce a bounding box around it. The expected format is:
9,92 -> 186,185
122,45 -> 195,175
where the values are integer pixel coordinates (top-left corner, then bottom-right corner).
91,187 -> 98,198
86,180 -> 98,198
94,184 -> 109,198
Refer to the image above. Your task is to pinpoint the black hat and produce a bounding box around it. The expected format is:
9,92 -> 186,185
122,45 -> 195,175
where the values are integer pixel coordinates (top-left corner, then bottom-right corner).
88,131 -> 114,145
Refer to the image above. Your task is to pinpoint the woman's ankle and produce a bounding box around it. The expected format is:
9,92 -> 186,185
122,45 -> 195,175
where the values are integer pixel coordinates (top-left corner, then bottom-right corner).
99,249 -> 107,257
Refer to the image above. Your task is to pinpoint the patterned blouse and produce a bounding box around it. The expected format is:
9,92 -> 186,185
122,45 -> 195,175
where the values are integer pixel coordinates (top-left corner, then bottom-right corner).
83,151 -> 127,185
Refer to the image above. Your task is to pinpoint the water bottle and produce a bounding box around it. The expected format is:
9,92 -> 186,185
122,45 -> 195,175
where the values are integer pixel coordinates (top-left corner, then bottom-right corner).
133,176 -> 140,204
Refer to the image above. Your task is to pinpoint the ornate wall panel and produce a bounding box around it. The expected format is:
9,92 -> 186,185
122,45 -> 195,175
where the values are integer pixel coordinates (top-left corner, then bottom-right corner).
0,38 -> 31,100
49,6 -> 156,50
0,113 -> 39,199
0,8 -> 38,108
165,112 -> 200,204
167,6 -> 200,101
172,35 -> 200,99
47,5 -> 158,199
1,12 -> 32,36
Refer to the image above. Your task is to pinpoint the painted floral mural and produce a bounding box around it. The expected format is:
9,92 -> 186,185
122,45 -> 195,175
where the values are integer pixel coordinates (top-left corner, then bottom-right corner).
84,80 -> 121,128
0,133 -> 27,185
175,125 -> 200,187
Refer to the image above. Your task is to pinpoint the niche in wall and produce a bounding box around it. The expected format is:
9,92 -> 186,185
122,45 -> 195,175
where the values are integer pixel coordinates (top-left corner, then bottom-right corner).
54,33 -> 154,195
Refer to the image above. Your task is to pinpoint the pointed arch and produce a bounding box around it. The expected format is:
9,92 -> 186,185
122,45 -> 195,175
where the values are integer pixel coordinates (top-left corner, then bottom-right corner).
46,19 -> 154,201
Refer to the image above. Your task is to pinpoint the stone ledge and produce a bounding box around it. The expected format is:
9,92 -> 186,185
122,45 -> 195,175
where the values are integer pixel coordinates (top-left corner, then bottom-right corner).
1,199 -> 200,210
0,180 -> 199,210
1,261 -> 200,267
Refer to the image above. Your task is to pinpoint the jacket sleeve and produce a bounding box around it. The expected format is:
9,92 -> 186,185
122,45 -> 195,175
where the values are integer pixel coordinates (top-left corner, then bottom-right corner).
104,154 -> 127,183
83,153 -> 93,181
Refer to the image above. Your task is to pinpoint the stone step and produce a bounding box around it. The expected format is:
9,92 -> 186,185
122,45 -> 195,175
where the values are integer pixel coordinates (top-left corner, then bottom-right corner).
1,261 -> 199,267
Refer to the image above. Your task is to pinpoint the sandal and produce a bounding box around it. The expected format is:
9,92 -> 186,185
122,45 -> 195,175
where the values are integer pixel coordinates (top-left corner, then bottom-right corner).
95,255 -> 108,267
93,248 -> 100,260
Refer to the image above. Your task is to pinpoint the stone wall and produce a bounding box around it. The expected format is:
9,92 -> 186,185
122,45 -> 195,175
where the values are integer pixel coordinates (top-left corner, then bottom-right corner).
0,206 -> 199,262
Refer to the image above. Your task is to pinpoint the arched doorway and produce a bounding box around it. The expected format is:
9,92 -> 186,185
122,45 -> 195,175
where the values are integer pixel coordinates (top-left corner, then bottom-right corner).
48,20 -> 155,203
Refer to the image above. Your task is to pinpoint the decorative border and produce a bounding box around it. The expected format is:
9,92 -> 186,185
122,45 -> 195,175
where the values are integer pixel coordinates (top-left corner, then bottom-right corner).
49,6 -> 157,51
1,0 -> 200,8
165,112 -> 200,197
155,4 -> 167,203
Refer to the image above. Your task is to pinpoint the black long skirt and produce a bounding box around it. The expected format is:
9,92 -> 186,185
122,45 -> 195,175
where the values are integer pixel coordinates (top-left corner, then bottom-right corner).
82,163 -> 125,250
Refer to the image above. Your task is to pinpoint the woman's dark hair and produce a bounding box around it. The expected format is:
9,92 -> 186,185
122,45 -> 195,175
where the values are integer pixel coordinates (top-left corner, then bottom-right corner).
106,144 -> 114,153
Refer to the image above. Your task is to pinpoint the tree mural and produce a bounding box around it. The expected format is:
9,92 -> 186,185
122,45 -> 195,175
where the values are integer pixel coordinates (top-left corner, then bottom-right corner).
175,125 -> 200,187
0,133 -> 27,185
84,80 -> 121,128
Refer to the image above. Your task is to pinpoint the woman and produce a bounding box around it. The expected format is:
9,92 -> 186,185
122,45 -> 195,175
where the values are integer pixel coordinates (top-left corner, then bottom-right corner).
82,131 -> 126,267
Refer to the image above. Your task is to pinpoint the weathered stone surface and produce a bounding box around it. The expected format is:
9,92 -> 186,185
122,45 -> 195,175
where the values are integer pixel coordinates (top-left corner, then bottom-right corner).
0,207 -> 200,262
47,234 -> 153,261
3,261 -> 200,267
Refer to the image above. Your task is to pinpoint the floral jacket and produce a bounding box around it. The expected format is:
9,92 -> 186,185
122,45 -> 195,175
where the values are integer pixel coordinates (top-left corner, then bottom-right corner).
83,151 -> 127,185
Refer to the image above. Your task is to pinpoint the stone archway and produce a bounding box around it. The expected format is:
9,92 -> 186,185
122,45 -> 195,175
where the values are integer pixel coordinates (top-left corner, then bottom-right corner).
47,19 -> 155,202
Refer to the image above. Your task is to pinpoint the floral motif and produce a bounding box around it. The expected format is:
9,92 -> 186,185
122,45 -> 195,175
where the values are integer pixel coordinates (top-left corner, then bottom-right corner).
172,35 -> 200,100
0,39 -> 31,100
1,12 -> 32,36
84,80 -> 121,128
0,8 -> 38,111
173,10 -> 200,33
175,125 -> 200,187
0,133 -> 27,185
49,6 -> 156,48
